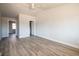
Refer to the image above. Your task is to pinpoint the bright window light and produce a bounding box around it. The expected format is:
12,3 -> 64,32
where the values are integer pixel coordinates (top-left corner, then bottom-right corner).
12,23 -> 16,29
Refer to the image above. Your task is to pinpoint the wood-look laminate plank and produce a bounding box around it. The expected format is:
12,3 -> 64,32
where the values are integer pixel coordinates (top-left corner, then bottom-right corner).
0,35 -> 79,56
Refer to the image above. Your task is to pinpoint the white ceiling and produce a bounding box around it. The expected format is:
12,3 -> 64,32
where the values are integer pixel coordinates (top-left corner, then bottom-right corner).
0,3 -> 64,18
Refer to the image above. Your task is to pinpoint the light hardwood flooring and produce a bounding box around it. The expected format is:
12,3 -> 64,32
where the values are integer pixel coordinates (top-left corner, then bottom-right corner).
0,34 -> 79,56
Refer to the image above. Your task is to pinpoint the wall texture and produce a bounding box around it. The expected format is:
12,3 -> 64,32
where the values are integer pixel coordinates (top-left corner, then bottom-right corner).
17,14 -> 36,38
9,21 -> 13,34
2,17 -> 9,37
0,13 -> 1,40
36,4 -> 79,48
1,17 -> 16,37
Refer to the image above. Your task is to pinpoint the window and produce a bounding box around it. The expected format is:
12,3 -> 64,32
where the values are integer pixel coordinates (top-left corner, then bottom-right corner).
12,23 -> 16,29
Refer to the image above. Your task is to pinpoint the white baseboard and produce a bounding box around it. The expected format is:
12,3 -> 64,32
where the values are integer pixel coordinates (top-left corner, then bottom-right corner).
36,34 -> 79,49
19,35 -> 30,38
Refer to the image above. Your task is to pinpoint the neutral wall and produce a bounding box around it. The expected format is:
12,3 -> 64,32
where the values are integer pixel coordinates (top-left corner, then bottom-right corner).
17,14 -> 36,38
0,13 -> 1,40
9,21 -> 13,34
1,17 -> 16,37
2,17 -> 9,37
36,4 -> 79,48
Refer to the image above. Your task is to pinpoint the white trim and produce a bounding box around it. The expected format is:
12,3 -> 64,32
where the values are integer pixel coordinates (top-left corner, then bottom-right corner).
19,35 -> 30,38
36,34 -> 79,49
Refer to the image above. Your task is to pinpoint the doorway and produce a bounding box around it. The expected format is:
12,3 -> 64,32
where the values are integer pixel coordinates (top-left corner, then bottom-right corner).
9,21 -> 16,35
29,21 -> 34,36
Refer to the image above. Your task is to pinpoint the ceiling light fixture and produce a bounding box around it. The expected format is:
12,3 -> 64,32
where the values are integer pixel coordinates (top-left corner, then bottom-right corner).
31,3 -> 35,9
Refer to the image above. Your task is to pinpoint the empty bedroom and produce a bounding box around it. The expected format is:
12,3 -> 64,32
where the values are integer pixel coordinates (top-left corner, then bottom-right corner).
0,3 -> 79,56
